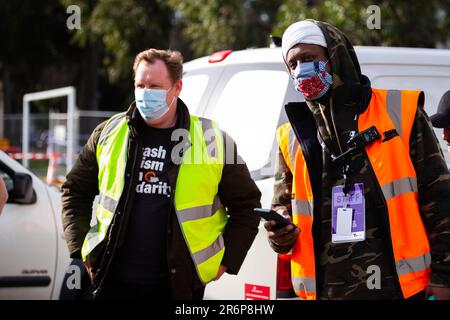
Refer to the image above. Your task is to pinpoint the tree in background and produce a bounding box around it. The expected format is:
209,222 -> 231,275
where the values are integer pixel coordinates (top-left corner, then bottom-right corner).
0,1 -> 78,114
168,0 -> 282,57
273,0 -> 450,48
60,0 -> 173,109
0,0 -> 175,113
1,0 -> 449,116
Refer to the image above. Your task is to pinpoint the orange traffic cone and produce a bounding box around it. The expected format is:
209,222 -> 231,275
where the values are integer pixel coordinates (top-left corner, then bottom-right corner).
46,152 -> 59,185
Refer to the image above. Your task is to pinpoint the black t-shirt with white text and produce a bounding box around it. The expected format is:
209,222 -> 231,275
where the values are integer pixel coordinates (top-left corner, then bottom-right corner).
112,124 -> 174,285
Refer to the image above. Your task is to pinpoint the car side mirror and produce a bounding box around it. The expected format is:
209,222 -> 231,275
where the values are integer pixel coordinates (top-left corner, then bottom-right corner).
9,173 -> 37,205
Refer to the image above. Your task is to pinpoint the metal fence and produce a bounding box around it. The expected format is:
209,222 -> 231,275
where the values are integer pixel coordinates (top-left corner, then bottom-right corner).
1,111 -> 115,183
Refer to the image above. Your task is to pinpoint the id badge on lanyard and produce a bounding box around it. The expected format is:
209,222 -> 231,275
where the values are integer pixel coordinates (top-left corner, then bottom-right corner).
331,183 -> 365,243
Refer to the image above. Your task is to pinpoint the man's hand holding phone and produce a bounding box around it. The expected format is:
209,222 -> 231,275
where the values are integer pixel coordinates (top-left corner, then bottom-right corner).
257,208 -> 300,248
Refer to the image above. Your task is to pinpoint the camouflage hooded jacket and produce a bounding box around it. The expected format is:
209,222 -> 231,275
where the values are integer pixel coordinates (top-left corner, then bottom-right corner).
271,20 -> 450,300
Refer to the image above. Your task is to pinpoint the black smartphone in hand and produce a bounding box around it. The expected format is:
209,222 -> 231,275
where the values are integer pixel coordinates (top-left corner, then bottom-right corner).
254,208 -> 296,230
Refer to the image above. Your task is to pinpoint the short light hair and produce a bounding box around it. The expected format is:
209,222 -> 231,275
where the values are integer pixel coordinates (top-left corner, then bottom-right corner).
133,49 -> 183,83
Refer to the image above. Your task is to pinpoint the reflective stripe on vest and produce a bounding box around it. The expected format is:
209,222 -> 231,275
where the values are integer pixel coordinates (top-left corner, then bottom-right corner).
277,122 -> 317,300
381,177 -> 418,200
288,128 -> 300,171
276,88 -> 430,300
292,199 -> 314,216
396,253 -> 431,275
359,88 -> 431,298
81,112 -> 129,260
292,276 -> 316,300
386,90 -> 403,138
176,195 -> 222,223
81,113 -> 227,284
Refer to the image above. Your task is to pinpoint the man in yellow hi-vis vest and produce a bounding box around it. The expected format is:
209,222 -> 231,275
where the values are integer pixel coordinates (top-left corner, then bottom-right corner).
265,20 -> 450,300
61,49 -> 261,300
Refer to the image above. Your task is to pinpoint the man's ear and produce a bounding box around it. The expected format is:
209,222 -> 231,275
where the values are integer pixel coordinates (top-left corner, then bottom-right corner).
175,79 -> 183,96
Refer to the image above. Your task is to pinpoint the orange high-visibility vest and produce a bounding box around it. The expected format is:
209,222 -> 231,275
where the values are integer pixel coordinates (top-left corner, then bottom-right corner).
276,88 -> 431,300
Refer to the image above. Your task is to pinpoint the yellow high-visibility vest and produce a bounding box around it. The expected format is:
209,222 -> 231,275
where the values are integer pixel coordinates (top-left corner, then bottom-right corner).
81,112 -> 228,284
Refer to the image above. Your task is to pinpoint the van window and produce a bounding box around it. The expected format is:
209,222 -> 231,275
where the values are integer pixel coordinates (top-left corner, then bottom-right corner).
179,74 -> 209,115
210,70 -> 288,171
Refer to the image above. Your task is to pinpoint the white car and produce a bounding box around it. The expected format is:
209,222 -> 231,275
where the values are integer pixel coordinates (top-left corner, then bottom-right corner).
180,46 -> 450,300
0,151 -> 81,300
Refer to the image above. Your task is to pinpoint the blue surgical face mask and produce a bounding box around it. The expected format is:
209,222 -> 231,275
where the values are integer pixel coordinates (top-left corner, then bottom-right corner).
291,60 -> 333,100
134,87 -> 175,121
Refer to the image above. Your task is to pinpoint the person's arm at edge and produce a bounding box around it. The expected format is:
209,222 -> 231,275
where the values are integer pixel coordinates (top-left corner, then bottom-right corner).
410,106 -> 450,298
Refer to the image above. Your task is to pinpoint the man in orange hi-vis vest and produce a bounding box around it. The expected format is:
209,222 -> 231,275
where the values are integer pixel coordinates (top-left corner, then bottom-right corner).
265,20 -> 450,300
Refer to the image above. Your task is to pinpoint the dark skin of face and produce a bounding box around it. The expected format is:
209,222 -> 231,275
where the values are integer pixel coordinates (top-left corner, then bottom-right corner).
285,43 -> 330,75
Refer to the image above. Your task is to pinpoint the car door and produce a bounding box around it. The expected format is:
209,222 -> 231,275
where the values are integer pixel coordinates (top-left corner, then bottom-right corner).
0,154 -> 57,299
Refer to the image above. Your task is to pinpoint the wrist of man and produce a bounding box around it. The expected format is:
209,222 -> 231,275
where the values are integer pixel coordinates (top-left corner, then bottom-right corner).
269,239 -> 292,254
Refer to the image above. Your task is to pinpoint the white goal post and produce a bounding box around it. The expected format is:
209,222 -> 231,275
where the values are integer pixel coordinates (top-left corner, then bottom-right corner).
22,86 -> 76,172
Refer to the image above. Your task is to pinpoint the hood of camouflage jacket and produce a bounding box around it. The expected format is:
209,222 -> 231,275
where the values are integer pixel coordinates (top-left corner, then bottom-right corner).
302,20 -> 372,157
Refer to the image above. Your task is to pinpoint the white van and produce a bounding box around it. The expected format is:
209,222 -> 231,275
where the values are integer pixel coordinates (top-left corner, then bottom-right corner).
180,46 -> 450,300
